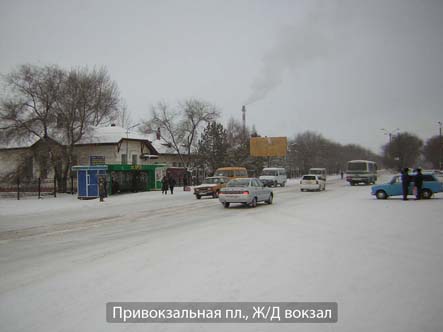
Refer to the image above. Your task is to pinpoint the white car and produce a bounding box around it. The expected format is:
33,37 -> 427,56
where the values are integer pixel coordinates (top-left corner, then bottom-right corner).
300,174 -> 326,191
219,178 -> 274,208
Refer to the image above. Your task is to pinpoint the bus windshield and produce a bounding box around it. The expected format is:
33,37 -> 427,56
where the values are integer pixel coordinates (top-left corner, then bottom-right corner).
347,162 -> 368,172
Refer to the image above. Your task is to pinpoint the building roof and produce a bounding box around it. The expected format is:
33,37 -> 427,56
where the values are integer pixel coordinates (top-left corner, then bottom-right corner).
0,125 -> 183,155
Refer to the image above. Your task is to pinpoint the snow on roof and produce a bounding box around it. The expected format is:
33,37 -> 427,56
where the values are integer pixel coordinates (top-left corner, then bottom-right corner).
77,125 -> 150,144
0,125 -> 183,156
0,135 -> 40,149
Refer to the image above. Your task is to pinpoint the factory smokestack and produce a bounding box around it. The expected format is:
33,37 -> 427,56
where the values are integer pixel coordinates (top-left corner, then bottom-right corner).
242,105 -> 246,133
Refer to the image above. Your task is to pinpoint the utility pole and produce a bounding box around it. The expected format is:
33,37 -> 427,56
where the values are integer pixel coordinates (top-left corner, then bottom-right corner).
439,121 -> 442,170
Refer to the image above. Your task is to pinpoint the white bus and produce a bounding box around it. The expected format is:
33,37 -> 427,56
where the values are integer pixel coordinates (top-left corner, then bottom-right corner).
346,160 -> 377,185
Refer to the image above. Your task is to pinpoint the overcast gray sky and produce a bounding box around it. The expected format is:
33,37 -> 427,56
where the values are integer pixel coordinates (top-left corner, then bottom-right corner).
1,0 -> 442,153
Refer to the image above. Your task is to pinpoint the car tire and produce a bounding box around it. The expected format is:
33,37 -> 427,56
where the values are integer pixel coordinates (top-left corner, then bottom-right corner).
223,202 -> 230,208
265,193 -> 273,204
196,195 -> 201,199
250,197 -> 257,208
421,189 -> 432,199
376,190 -> 388,199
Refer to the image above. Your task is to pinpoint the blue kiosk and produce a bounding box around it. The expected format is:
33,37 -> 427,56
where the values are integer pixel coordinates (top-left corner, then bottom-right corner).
72,165 -> 108,199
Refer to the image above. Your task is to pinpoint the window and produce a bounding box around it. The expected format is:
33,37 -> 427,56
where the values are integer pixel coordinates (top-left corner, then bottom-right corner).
121,154 -> 127,164
423,175 -> 436,182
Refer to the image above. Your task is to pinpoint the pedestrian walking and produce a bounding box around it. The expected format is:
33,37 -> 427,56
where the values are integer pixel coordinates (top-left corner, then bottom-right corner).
401,168 -> 410,201
340,171 -> 344,179
169,176 -> 176,195
414,168 -> 423,200
161,175 -> 169,195
98,176 -> 106,202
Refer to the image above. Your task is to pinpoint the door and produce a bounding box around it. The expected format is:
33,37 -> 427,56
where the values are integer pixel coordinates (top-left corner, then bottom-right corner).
87,170 -> 99,197
389,176 -> 403,196
78,171 -> 87,197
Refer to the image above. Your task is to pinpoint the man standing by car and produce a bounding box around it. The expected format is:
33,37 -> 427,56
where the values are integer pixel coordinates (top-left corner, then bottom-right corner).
414,168 -> 424,200
401,168 -> 410,201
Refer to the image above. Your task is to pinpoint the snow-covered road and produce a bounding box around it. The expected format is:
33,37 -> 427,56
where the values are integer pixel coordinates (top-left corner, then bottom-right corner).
1,176 -> 442,331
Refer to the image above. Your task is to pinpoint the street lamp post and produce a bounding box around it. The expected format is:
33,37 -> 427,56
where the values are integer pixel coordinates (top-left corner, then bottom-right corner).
380,128 -> 399,144
126,123 -> 140,165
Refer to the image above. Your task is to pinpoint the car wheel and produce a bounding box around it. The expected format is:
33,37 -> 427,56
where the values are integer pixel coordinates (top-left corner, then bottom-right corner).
213,191 -> 219,198
265,193 -> 273,204
250,197 -> 257,208
421,189 -> 432,199
376,190 -> 388,199
196,195 -> 201,199
223,202 -> 230,208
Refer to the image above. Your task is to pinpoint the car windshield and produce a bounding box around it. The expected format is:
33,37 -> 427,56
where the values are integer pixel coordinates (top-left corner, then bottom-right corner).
204,178 -> 220,184
303,175 -> 316,180
227,179 -> 250,187
262,170 -> 277,176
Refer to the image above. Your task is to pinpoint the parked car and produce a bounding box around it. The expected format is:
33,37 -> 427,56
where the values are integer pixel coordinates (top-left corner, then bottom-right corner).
371,172 -> 443,199
259,167 -> 287,187
218,178 -> 273,208
300,174 -> 326,191
194,176 -> 229,199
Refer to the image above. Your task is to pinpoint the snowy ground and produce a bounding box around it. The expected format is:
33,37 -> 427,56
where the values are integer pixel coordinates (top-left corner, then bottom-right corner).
0,174 -> 442,332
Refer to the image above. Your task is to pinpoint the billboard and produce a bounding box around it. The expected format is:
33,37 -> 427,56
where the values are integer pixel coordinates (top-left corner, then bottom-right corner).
250,137 -> 288,157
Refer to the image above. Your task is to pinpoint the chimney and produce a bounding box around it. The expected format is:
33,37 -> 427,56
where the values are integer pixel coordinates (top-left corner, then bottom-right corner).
156,127 -> 161,140
242,105 -> 246,133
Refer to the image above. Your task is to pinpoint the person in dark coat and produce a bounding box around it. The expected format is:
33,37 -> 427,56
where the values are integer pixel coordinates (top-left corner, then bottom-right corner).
414,168 -> 424,200
401,168 -> 410,201
161,175 -> 169,195
169,176 -> 176,195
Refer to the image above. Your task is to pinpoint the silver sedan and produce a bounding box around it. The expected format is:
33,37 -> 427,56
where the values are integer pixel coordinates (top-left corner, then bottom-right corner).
218,178 -> 274,208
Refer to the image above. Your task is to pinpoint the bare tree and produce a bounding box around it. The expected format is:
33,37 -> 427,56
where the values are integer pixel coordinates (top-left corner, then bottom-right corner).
423,135 -> 442,169
141,99 -> 219,166
0,64 -> 65,182
55,67 -> 120,190
382,132 -> 423,170
287,131 -> 380,175
0,64 -> 64,142
116,100 -> 133,128
0,65 -> 121,191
